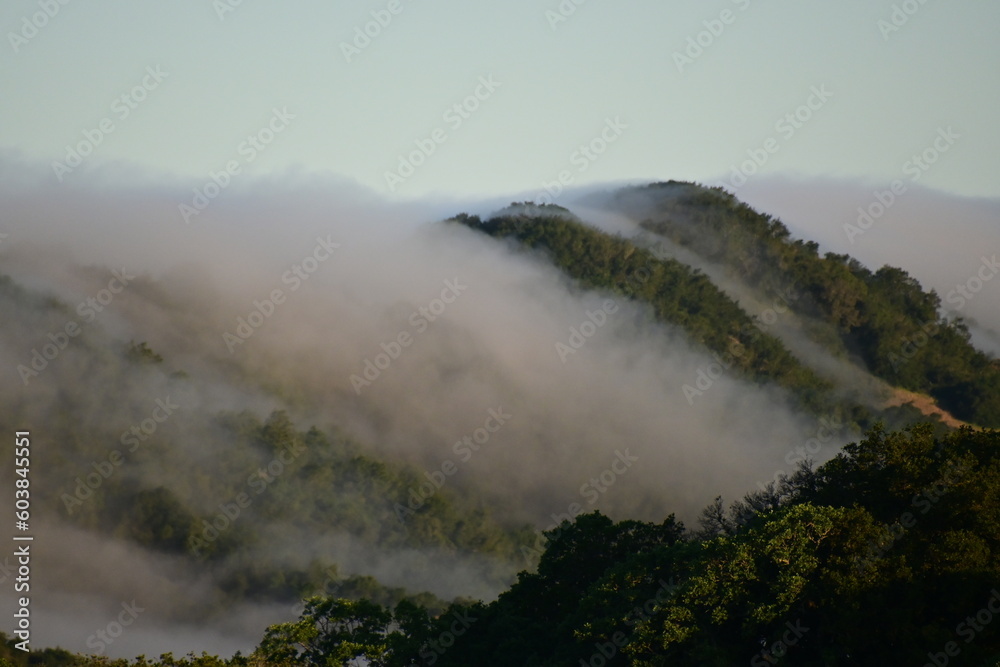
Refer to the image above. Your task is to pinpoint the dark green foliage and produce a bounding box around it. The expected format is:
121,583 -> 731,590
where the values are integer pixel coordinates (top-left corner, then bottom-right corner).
614,181 -> 1000,427
126,341 -> 164,365
0,267 -> 531,598
0,637 -> 81,667
11,425 -> 1000,666
116,487 -> 196,553
257,597 -> 394,665
449,207 -> 840,417
37,383 -> 534,601
137,409 -> 532,600
249,425 -> 997,666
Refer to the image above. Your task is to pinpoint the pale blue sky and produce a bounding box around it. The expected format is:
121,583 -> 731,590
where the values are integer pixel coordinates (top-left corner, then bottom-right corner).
2,0 -> 998,198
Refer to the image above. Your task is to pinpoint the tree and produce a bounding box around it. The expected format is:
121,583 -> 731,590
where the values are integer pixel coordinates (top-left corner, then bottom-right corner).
257,597 -> 393,666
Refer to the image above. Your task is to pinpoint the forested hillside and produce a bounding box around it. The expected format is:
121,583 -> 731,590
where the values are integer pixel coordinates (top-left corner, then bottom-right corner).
448,205 -> 947,431
612,182 -> 1000,427
3,188 -> 996,666
449,206 -> 837,414
7,424 -> 998,666
0,269 -> 534,614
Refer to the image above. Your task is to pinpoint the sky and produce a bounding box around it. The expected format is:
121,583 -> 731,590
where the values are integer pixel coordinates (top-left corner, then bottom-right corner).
1,0 -> 999,200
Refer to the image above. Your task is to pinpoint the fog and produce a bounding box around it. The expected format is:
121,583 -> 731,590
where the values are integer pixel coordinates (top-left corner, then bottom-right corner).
732,175 -> 1000,354
4,161 -> 958,658
572,200 -> 896,410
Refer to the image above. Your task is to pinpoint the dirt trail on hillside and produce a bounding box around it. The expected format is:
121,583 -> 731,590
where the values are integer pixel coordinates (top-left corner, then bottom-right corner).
881,388 -> 970,429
